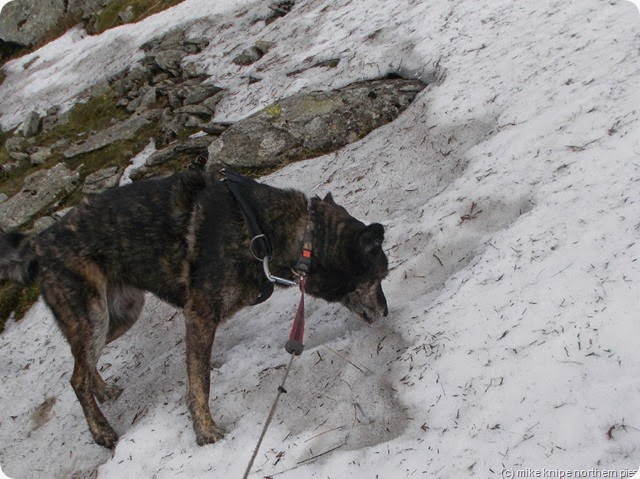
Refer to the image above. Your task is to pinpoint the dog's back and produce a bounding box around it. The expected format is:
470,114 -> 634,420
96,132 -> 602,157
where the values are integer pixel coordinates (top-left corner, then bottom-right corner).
32,171 -> 208,306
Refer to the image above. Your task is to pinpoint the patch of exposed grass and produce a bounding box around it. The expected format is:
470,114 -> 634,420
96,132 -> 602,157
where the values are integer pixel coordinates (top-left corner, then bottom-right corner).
0,129 -> 10,168
0,282 -> 40,333
93,0 -> 185,34
0,128 -> 32,198
0,89 -> 130,198
0,161 -> 34,198
62,121 -> 165,204
42,91 -> 129,142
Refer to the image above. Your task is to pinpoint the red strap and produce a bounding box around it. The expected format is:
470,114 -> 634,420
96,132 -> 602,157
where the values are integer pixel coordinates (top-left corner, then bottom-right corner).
285,277 -> 305,356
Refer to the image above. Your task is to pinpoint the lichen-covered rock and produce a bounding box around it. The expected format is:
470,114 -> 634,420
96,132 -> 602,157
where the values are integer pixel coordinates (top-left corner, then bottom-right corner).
0,163 -> 80,231
118,5 -> 135,24
19,111 -> 41,137
173,104 -> 214,119
29,146 -> 52,166
206,78 -> 426,171
62,109 -> 162,159
151,49 -> 185,76
268,0 -> 295,18
183,84 -> 224,106
4,136 -> 27,153
0,0 -> 66,47
232,41 -> 274,66
201,121 -> 230,136
66,0 -> 110,20
232,46 -> 264,66
145,136 -> 211,167
82,166 -> 120,194
126,86 -> 157,113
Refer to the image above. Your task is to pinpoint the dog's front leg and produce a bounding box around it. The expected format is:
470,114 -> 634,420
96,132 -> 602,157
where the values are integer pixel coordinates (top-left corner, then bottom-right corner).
184,302 -> 224,445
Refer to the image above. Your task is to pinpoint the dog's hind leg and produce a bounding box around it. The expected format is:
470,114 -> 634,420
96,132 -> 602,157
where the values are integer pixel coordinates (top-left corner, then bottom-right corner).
183,295 -> 224,445
41,266 -> 119,448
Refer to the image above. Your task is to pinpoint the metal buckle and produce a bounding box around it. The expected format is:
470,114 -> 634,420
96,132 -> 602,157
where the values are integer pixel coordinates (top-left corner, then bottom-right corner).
262,257 -> 298,287
250,234 -> 268,261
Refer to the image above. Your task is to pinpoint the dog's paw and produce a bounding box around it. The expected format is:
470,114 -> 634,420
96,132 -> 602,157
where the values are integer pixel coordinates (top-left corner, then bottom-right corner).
92,424 -> 119,449
195,423 -> 225,446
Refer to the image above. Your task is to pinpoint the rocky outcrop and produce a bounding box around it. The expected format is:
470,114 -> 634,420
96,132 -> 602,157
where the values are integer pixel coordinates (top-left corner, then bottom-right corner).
140,29 -> 210,77
82,165 -> 120,194
0,163 -> 80,231
107,29 -> 217,142
127,135 -> 213,181
0,27 -> 224,223
18,111 -> 41,137
233,41 -> 274,66
206,78 -> 426,171
266,1 -> 295,22
66,0 -> 111,21
29,146 -> 52,166
145,136 -> 212,167
62,109 -> 162,159
0,0 -> 141,52
0,0 -> 67,48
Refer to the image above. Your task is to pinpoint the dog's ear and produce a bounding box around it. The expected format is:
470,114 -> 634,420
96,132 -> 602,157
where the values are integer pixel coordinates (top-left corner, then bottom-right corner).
358,223 -> 385,255
323,192 -> 336,205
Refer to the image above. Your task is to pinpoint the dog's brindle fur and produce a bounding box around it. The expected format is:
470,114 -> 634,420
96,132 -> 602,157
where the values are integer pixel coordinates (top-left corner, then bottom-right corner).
0,170 -> 389,448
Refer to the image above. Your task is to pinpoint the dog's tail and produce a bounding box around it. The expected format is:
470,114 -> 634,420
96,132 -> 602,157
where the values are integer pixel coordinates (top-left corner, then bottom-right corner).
0,232 -> 38,284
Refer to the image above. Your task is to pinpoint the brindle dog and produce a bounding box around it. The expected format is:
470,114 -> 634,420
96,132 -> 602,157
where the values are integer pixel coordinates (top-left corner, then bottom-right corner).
0,170 -> 389,448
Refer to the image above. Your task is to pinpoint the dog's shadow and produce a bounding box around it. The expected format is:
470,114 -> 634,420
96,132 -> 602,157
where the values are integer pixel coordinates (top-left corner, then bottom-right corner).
207,291 -> 412,459
98,296 -> 188,431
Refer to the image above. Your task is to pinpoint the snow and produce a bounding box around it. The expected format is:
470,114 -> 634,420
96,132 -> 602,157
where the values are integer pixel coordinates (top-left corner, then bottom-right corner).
119,139 -> 156,186
0,1 -> 11,14
1,0 -> 640,478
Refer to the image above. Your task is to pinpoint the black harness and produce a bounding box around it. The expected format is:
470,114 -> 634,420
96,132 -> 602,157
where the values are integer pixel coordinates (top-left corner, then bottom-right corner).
221,169 -> 313,305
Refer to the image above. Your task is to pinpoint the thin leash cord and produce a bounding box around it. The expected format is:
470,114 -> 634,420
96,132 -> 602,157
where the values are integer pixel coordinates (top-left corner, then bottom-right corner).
242,353 -> 296,479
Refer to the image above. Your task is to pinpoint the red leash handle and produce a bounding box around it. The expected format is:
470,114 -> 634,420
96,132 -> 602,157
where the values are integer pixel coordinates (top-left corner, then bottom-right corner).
285,276 -> 305,356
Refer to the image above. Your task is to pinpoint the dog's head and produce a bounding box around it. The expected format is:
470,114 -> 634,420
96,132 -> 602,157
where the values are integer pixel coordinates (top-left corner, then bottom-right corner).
305,194 -> 389,323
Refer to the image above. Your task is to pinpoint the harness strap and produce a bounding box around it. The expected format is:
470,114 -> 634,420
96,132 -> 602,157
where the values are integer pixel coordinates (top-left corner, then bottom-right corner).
222,169 -> 272,259
222,169 -> 274,304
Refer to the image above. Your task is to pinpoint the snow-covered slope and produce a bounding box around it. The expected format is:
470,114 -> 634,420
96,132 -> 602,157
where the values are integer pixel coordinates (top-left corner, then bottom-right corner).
1,0 -> 639,478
